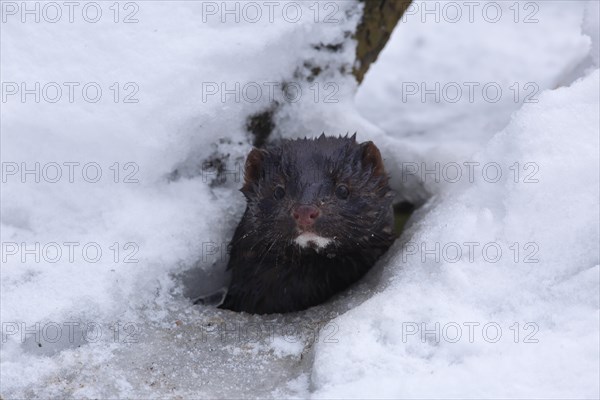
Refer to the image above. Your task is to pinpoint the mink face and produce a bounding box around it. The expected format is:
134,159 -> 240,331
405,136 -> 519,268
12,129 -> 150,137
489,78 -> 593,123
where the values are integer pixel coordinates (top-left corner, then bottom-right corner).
219,135 -> 395,314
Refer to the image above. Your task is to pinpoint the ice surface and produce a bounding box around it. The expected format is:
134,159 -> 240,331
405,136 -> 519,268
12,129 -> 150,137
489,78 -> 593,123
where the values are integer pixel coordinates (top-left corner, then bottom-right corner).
1,0 -> 598,398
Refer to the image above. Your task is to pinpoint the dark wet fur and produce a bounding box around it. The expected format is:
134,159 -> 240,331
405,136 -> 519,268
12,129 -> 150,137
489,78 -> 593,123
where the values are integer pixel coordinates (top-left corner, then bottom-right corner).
219,135 -> 395,314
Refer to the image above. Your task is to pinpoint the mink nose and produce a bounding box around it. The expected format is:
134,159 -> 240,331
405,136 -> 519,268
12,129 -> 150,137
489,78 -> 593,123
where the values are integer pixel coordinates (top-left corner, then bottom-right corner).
292,205 -> 321,227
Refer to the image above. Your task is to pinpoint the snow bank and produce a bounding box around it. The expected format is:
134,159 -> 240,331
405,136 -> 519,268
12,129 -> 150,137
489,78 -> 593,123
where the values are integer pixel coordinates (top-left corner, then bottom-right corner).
355,1 -> 592,203
1,0 -> 598,398
1,1 -> 361,397
311,69 -> 600,398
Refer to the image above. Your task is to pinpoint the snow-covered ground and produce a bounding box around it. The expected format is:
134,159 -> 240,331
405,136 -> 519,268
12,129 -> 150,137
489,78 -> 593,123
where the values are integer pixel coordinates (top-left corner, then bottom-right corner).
1,0 -> 598,398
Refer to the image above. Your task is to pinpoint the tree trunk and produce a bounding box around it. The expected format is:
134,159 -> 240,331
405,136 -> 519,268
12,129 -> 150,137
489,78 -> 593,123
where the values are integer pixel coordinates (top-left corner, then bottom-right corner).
354,0 -> 413,83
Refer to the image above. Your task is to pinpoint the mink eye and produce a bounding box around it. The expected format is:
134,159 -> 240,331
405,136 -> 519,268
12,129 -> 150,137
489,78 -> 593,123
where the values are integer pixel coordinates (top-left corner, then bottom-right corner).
273,185 -> 286,200
335,184 -> 349,199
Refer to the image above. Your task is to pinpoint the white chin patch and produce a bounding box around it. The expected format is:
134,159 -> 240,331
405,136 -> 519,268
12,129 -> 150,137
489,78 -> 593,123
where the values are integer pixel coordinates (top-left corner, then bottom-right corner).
294,232 -> 332,249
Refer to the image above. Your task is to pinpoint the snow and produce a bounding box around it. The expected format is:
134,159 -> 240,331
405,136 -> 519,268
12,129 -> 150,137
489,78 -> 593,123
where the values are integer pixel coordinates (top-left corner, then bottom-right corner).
355,0 -> 594,203
1,0 -> 599,398
312,69 -> 600,399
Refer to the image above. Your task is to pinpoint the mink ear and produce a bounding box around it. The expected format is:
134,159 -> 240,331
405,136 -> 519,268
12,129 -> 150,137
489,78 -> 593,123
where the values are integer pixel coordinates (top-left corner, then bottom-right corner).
360,141 -> 386,177
242,148 -> 266,192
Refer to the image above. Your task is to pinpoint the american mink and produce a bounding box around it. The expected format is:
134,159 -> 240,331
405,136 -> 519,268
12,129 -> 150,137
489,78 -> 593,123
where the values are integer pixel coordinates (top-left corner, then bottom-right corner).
219,134 -> 395,314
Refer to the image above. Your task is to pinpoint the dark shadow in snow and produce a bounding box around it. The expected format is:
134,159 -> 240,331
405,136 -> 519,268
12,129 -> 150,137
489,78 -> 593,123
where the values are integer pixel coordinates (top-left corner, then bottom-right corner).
177,259 -> 231,305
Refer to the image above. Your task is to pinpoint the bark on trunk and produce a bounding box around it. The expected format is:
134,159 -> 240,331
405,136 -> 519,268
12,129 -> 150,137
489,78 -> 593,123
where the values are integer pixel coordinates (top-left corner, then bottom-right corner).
354,0 -> 413,83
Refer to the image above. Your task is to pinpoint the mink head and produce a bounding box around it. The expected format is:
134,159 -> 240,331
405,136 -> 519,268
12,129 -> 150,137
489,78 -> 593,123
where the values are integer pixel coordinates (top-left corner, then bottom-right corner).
240,135 -> 394,253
